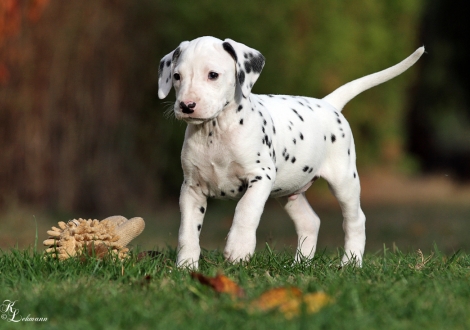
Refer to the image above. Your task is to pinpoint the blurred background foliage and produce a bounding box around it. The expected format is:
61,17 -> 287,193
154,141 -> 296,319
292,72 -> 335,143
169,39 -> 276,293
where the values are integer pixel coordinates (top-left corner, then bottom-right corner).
0,0 -> 469,238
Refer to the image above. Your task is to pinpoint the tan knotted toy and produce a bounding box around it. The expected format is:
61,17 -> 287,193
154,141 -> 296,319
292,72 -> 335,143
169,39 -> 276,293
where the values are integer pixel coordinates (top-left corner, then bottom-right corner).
43,216 -> 145,260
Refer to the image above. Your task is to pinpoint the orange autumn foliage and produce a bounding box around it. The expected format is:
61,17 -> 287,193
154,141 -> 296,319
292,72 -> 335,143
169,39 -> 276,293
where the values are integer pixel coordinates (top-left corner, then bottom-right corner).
191,272 -> 333,318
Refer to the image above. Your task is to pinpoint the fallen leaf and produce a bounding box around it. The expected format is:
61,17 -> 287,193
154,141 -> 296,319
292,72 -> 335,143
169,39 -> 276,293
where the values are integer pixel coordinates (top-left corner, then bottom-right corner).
303,292 -> 334,315
249,287 -> 302,317
191,272 -> 245,298
250,287 -> 333,319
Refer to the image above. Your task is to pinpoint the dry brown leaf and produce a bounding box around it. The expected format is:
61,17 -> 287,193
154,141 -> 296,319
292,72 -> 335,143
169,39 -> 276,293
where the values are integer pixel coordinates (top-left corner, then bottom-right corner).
191,272 -> 245,298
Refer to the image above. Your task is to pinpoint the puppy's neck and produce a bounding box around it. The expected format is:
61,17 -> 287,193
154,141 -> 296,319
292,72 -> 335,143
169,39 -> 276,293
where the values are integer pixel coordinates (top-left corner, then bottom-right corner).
187,96 -> 253,136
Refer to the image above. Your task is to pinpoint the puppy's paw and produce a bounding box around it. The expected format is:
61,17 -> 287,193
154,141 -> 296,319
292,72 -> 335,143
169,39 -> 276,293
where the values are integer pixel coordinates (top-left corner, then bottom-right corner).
341,251 -> 363,267
224,231 -> 256,262
176,245 -> 200,269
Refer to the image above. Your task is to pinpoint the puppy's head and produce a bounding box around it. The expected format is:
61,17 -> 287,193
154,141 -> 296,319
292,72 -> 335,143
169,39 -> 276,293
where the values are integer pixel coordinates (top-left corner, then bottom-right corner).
158,36 -> 265,124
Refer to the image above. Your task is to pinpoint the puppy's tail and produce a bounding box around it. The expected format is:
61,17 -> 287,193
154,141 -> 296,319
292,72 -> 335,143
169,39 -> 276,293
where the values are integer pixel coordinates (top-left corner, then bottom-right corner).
322,46 -> 425,112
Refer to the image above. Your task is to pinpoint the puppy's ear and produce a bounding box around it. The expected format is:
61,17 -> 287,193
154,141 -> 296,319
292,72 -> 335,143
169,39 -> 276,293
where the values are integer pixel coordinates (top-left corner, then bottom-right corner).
158,41 -> 189,99
222,39 -> 265,99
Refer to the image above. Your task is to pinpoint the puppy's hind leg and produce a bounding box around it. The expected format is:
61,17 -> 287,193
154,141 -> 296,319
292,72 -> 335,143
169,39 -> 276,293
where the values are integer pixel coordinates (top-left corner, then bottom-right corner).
281,193 -> 321,262
323,168 -> 366,267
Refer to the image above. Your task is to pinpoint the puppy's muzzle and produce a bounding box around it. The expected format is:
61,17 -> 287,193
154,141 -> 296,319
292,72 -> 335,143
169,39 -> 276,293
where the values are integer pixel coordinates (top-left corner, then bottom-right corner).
180,101 -> 196,114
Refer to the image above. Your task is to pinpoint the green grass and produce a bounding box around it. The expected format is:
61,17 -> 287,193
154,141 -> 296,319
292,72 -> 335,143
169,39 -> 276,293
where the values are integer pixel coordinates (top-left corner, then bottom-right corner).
1,246 -> 469,330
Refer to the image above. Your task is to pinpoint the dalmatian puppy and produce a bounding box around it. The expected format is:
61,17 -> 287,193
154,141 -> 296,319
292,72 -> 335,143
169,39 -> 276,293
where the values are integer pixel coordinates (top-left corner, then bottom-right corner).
158,36 -> 424,268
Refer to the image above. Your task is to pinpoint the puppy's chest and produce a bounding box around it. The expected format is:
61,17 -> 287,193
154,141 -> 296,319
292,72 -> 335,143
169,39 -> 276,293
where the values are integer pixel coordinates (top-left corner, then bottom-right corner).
182,129 -> 251,199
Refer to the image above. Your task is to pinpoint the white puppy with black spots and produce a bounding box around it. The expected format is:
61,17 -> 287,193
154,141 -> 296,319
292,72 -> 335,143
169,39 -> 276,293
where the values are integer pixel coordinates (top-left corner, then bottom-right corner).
158,36 -> 424,269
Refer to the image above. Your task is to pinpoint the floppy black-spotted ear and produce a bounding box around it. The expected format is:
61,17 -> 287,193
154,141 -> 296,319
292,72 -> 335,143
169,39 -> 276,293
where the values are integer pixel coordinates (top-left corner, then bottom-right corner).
158,41 -> 189,99
222,38 -> 265,99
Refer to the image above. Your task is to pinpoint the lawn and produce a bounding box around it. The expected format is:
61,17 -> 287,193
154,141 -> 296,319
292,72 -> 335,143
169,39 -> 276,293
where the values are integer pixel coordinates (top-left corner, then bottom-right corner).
1,245 -> 469,330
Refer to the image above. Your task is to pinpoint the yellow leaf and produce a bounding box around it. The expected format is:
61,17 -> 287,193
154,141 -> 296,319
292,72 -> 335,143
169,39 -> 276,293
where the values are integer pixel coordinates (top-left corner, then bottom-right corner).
303,292 -> 334,315
250,287 -> 333,319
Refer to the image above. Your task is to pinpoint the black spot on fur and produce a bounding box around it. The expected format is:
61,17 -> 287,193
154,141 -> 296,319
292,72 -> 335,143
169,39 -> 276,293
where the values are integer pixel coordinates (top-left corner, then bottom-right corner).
291,109 -> 304,122
291,157 -> 296,163
348,149 -> 350,155
244,53 -> 265,74
300,133 -> 304,140
266,174 -> 271,180
200,207 -> 205,214
209,132 -> 212,136
240,119 -> 244,125
238,71 -> 245,85
197,224 -> 202,231
255,176 -> 262,180
354,172 -> 357,178
293,138 -> 296,144
158,60 -> 165,77
331,134 -> 336,143
172,46 -> 182,63
251,179 -> 258,183
256,160 -> 260,163
221,191 -> 226,196
342,133 -> 345,138
222,42 -> 237,61
337,118 -> 341,124
238,105 -> 243,112
324,136 -> 326,141
303,166 -> 309,172
263,120 -> 267,126
308,168 -> 313,173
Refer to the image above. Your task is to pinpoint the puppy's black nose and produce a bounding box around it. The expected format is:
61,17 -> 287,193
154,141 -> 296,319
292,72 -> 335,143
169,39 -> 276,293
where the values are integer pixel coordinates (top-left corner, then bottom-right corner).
180,101 -> 196,114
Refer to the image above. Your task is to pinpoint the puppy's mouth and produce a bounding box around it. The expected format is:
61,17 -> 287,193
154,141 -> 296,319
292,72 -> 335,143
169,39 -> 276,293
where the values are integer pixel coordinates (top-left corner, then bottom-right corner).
175,110 -> 220,125
182,117 -> 207,124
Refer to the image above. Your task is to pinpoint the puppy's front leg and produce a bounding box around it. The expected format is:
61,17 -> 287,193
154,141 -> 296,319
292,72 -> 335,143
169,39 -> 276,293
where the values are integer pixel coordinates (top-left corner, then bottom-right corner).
177,183 -> 207,269
224,177 -> 274,262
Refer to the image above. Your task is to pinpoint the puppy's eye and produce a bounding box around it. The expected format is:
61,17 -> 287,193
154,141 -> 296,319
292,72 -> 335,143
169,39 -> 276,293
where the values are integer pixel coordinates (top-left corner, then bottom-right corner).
173,73 -> 181,81
208,72 -> 219,80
